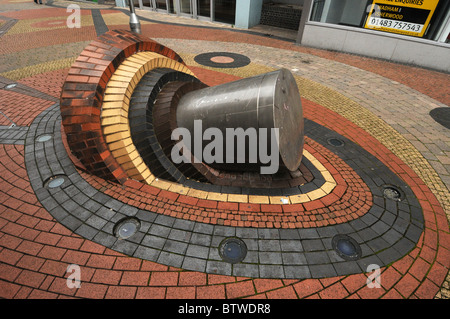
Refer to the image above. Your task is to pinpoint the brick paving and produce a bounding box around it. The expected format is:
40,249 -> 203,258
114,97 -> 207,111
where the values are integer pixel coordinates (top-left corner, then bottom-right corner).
0,0 -> 449,300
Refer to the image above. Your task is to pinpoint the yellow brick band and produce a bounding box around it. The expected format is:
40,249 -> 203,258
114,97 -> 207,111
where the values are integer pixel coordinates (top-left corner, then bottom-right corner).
101,51 -> 194,185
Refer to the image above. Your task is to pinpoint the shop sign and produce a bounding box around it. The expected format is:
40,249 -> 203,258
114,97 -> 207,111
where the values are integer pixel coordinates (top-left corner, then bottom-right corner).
365,0 -> 440,37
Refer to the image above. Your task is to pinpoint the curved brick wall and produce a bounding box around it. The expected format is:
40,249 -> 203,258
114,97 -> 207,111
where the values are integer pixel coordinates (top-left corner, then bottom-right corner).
60,30 -> 186,184
59,30 -> 340,206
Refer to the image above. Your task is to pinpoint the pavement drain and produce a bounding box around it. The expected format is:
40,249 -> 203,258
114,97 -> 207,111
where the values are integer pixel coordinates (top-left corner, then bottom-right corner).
219,237 -> 248,264
114,217 -> 141,240
332,234 -> 362,261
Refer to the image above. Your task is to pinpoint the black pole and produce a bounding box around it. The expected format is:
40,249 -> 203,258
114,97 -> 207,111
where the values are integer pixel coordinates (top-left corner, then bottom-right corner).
128,0 -> 141,34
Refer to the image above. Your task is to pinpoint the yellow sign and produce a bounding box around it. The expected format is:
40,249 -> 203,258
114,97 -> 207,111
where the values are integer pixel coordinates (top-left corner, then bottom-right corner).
365,0 -> 440,37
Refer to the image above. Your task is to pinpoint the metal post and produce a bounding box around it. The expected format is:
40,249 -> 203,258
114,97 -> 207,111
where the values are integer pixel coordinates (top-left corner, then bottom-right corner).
128,0 -> 142,34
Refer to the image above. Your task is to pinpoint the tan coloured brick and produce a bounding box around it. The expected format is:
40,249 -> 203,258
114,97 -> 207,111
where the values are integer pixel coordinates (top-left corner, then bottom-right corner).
104,131 -> 127,144
151,178 -> 172,190
140,170 -> 155,183
110,69 -> 136,78
321,171 -> 334,183
168,183 -> 191,195
307,188 -> 327,201
102,101 -> 124,110
187,188 -> 209,199
103,94 -> 125,102
122,60 -> 144,69
207,192 -> 228,201
321,181 -> 336,194
269,196 -> 290,204
103,123 -> 129,135
249,195 -> 270,204
227,194 -> 248,203
289,194 -> 310,204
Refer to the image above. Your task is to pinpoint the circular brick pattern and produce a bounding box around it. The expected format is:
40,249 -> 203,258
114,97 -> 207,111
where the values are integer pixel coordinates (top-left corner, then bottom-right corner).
26,103 -> 424,279
81,137 -> 372,229
129,68 -> 207,183
1,6 -> 448,299
194,52 -> 251,69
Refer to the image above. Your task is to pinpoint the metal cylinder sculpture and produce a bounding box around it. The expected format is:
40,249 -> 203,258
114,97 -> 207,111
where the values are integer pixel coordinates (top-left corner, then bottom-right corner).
60,30 -> 305,188
175,69 -> 304,174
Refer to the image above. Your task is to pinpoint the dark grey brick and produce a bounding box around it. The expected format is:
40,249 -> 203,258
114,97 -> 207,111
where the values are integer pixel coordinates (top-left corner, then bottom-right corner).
182,257 -> 207,272
186,244 -> 209,259
281,252 -> 307,265
305,251 -> 330,265
133,246 -> 160,261
112,239 -> 138,256
280,240 -> 303,252
163,239 -> 188,254
284,265 -> 311,279
302,239 -> 325,252
258,240 -> 281,251
309,264 -> 337,278
232,264 -> 259,278
259,265 -> 284,278
189,233 -> 212,246
259,252 -> 283,264
141,235 -> 166,250
206,260 -> 232,276
149,224 -> 172,238
157,251 -> 184,268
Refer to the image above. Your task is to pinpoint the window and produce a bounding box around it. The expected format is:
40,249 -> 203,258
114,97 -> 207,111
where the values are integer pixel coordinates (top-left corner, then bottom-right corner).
214,0 -> 236,24
310,0 -> 450,41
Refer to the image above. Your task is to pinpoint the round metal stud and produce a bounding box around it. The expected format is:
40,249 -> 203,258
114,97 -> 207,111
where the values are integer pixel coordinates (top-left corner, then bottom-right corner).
327,138 -> 345,147
382,185 -> 403,201
332,235 -> 362,261
36,134 -> 53,143
43,175 -> 68,189
5,83 -> 17,89
114,217 -> 141,240
219,237 -> 247,264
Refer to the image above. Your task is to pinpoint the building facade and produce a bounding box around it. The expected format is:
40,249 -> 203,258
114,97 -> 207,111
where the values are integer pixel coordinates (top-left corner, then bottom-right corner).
297,0 -> 450,72
116,0 -> 450,72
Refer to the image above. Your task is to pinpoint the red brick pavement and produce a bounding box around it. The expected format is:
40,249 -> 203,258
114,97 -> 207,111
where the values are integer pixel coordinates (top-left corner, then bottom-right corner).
0,5 -> 448,301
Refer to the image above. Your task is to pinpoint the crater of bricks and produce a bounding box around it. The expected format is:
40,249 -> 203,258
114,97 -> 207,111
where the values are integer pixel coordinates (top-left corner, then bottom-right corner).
26,29 -> 429,280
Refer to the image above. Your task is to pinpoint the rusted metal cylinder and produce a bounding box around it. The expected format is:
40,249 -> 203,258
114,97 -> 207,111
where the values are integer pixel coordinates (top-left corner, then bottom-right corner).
175,68 -> 304,173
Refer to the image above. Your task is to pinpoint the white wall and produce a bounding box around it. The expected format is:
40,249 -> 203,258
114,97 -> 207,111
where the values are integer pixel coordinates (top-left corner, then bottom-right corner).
300,22 -> 450,72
